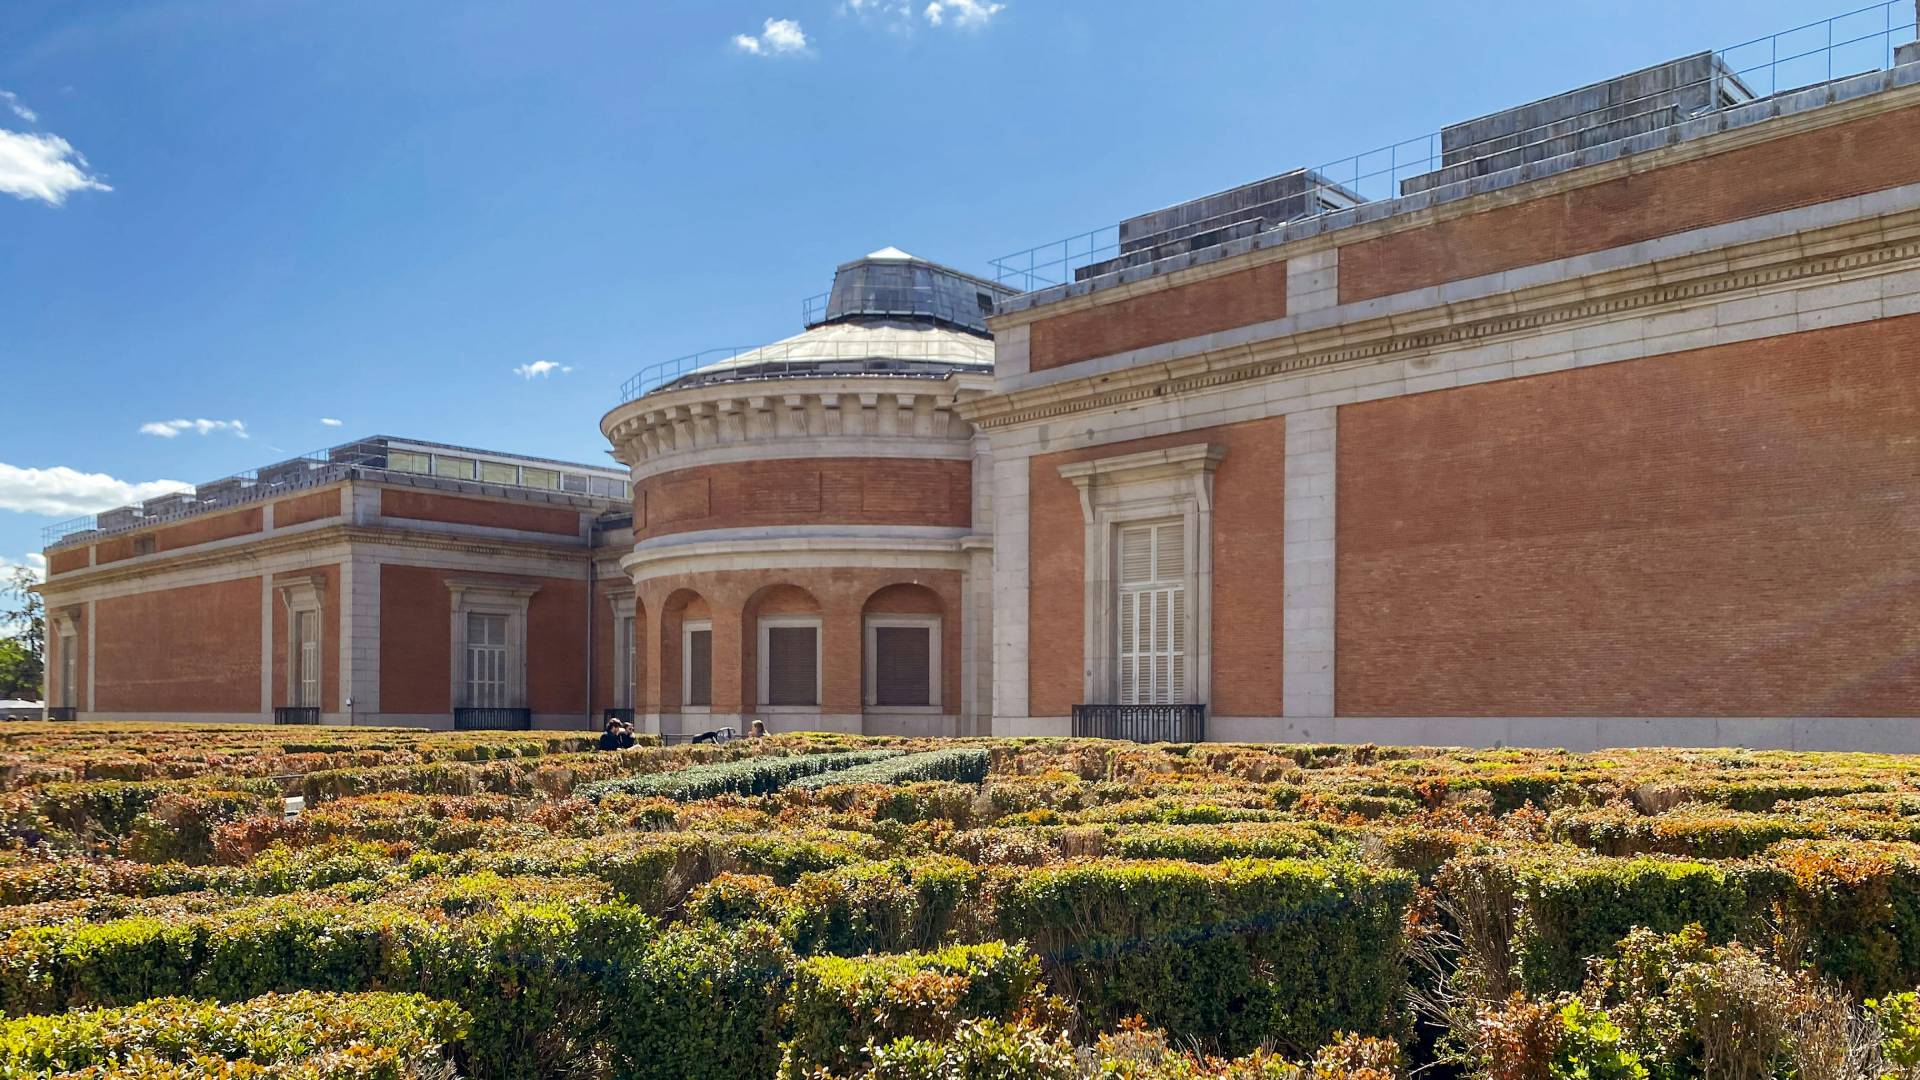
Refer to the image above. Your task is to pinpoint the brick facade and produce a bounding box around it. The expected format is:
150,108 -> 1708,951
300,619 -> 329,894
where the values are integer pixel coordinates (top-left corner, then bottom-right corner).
1029,261 -> 1288,372
635,458 -> 971,539
94,578 -> 262,713
380,489 -> 583,537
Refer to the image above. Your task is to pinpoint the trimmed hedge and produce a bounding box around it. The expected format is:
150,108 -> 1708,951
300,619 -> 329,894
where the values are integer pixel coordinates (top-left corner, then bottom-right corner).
779,942 -> 1046,1078
577,749 -> 902,802
787,748 -> 990,790
998,857 -> 1414,1055
0,990 -> 468,1079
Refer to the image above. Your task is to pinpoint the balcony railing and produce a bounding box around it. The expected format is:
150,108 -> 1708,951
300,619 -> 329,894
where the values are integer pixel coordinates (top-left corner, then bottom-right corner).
454,707 -> 532,731
274,707 -> 322,726
1072,703 -> 1207,744
44,707 -> 77,722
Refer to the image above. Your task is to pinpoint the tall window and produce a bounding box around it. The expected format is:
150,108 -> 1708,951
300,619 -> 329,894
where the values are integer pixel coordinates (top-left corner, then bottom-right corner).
614,614 -> 635,710
760,619 -> 820,707
1117,522 -> 1186,705
59,633 -> 76,709
865,617 -> 940,709
292,609 -> 321,708
683,620 -> 712,708
465,612 -> 509,708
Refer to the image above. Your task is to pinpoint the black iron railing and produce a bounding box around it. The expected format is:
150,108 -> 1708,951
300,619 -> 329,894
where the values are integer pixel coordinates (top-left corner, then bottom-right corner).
274,707 -> 322,726
454,707 -> 532,731
603,708 -> 636,725
1072,703 -> 1206,743
45,707 -> 77,722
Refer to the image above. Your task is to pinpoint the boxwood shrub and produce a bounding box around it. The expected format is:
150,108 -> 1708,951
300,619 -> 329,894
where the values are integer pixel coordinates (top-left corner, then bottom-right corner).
786,748 -> 991,790
577,749 -> 902,802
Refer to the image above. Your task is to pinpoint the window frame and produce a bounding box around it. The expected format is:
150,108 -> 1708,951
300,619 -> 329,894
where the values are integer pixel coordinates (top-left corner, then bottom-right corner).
757,615 -> 822,712
863,615 -> 942,712
445,577 -> 538,712
681,619 -> 713,713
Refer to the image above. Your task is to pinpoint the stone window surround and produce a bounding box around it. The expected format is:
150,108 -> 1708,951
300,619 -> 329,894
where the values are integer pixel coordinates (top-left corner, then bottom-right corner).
864,614 -> 942,712
49,608 -> 79,710
445,576 -> 539,711
681,618 -> 712,713
607,593 -> 636,710
757,614 -> 823,713
276,573 -> 326,708
1057,443 -> 1225,707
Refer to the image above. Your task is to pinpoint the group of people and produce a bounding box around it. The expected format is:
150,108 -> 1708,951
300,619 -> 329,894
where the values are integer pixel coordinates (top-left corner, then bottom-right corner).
597,716 -> 766,751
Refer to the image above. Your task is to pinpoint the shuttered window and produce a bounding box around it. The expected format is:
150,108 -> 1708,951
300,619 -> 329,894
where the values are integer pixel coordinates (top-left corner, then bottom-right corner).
60,634 -> 76,709
1116,521 -> 1187,705
873,626 -> 932,706
685,627 -> 712,707
464,613 -> 509,708
292,609 -> 321,708
764,624 -> 819,706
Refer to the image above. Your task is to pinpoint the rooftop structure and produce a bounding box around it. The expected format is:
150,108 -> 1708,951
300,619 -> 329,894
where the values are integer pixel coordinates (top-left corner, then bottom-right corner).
990,0 -> 1920,298
620,249 -> 1016,401
43,435 -> 630,548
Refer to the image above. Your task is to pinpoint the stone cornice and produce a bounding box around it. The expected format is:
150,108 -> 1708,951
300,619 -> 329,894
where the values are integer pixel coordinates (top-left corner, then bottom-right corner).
35,523 -> 592,595
601,373 -> 992,470
989,72 -> 1920,328
961,208 -> 1920,432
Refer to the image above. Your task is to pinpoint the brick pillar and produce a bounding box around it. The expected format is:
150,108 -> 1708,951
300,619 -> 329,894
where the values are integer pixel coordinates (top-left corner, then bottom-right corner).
1282,407 -> 1337,718
820,602 -> 863,721
710,600 -> 745,716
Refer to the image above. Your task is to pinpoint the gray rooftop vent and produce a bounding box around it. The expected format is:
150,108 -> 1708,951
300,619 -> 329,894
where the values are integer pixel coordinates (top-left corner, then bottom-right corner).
814,249 -> 1018,337
195,477 -> 255,506
257,459 -> 318,489
98,507 -> 143,532
1400,52 -> 1755,196
141,493 -> 196,519
1075,168 -> 1363,282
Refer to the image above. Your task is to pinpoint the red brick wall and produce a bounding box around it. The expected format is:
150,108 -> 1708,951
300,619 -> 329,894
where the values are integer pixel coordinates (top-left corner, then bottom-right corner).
94,578 -> 261,713
94,508 -> 263,565
1027,418 -> 1288,717
1029,261 -> 1288,372
274,488 -> 343,528
269,567 -> 340,712
47,548 -> 89,576
377,564 -> 589,716
380,489 -> 581,537
1336,313 -> 1920,717
636,458 -> 971,540
1340,102 -> 1920,304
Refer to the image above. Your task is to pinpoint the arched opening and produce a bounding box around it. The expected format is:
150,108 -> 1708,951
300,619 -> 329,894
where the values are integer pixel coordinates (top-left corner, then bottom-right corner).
743,584 -> 822,712
861,583 -> 945,712
661,589 -> 712,715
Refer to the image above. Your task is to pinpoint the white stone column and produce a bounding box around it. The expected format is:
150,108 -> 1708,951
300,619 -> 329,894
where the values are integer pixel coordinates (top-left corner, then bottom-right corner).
1282,407 -> 1337,718
258,577 -> 274,722
989,453 -> 1030,730
1286,249 -> 1339,316
344,553 -> 382,722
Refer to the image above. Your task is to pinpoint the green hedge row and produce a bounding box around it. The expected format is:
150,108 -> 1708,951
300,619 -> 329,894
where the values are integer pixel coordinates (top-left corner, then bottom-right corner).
786,748 -> 990,791
998,857 -> 1414,1056
0,990 -> 467,1079
577,749 -> 902,802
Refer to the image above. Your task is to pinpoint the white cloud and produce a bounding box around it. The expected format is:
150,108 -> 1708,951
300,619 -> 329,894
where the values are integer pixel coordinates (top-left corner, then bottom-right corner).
924,0 -> 1002,26
138,418 -> 248,439
319,417 -> 343,427
0,463 -> 192,518
1,553 -> 46,587
0,91 -> 37,124
733,17 -> 808,55
0,129 -> 110,207
513,360 -> 573,379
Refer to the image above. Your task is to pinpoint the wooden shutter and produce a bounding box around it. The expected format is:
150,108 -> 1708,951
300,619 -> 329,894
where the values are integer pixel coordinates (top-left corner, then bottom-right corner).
766,625 -> 818,706
686,629 -> 712,707
873,626 -> 932,706
1116,521 -> 1188,705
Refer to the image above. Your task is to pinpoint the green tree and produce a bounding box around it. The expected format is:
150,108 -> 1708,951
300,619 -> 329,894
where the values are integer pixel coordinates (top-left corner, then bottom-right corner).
0,566 -> 44,701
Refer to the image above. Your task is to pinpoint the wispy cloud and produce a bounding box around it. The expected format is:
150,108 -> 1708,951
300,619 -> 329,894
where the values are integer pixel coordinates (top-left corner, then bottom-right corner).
319,417 -> 343,427
0,463 -> 192,517
733,17 -> 808,55
0,129 -> 110,207
138,418 -> 248,439
0,91 -> 36,124
513,361 -> 573,380
924,0 -> 1003,26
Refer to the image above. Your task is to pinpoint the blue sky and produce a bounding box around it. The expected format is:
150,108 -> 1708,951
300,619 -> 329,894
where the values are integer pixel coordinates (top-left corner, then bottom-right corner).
1,0 -> 1910,575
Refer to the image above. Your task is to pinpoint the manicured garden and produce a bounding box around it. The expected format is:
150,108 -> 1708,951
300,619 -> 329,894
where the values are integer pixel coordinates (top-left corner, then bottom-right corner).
4,724 -> 1920,1077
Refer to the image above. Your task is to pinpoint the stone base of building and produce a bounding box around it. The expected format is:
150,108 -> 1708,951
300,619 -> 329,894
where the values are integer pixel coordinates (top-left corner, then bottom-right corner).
996,715 -> 1920,753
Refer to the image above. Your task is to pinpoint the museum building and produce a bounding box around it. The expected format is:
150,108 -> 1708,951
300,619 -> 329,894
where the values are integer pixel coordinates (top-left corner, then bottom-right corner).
36,12 -> 1920,748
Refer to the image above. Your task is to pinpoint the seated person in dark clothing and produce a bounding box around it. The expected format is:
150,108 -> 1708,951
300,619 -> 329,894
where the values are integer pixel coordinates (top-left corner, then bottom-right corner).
598,719 -> 624,752
617,722 -> 636,749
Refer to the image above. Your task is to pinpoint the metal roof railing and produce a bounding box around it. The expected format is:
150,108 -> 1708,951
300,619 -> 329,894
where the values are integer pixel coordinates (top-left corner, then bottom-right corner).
990,0 -> 1918,291
619,339 -> 993,403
